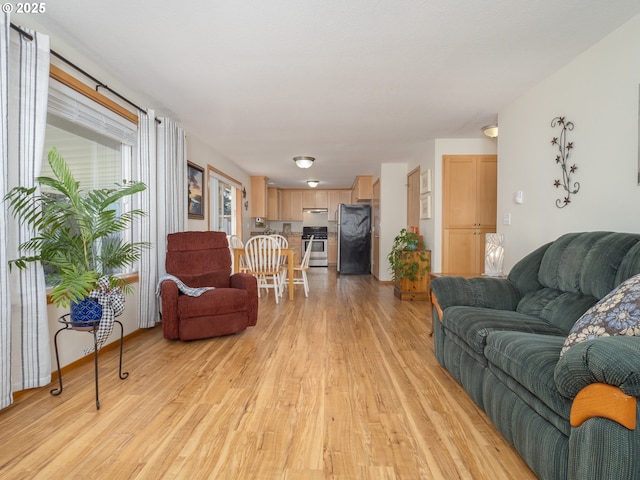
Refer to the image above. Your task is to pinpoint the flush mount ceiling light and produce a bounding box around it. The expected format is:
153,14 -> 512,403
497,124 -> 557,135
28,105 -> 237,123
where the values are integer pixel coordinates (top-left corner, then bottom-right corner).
307,180 -> 319,188
294,156 -> 315,168
482,124 -> 499,138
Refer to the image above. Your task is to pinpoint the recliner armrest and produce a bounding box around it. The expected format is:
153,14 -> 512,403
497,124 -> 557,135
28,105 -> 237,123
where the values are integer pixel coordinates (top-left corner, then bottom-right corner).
230,272 -> 258,326
430,276 -> 522,318
160,280 -> 180,340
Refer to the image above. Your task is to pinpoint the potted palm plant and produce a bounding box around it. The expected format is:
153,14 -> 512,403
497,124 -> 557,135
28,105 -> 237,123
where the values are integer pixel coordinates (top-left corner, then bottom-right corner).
387,228 -> 431,300
4,147 -> 149,325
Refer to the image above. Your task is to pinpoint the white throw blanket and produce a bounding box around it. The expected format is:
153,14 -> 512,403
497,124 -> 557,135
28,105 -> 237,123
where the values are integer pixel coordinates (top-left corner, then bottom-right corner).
155,274 -> 215,297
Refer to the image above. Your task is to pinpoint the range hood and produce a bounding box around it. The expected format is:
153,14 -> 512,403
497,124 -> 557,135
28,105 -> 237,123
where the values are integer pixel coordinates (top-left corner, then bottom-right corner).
303,208 -> 328,213
302,209 -> 329,227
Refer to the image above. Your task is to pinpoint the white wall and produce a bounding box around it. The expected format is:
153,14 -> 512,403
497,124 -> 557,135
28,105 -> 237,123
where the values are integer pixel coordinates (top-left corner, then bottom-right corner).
497,14 -> 640,272
186,134 -> 252,237
377,163 -> 408,281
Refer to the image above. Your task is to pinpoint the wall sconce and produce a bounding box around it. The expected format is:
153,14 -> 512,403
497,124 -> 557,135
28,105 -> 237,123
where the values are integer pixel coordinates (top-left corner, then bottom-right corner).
242,187 -> 246,198
244,201 -> 248,211
484,233 -> 504,276
482,124 -> 499,138
294,156 -> 315,168
307,180 -> 319,188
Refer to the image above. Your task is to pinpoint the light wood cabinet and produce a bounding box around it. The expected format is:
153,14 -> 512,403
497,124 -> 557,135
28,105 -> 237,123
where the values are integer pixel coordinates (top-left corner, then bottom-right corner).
280,189 -> 303,221
442,155 -> 497,274
328,235 -> 337,266
328,190 -> 352,220
303,190 -> 328,209
250,176 -> 268,218
351,175 -> 373,203
267,187 -> 280,220
394,250 -> 431,301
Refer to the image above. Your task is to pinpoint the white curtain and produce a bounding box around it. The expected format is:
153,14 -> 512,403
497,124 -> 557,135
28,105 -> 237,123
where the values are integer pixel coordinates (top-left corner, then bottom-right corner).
135,110 -> 158,328
0,19 -> 51,409
0,13 -> 11,410
135,115 -> 186,328
156,117 -> 187,276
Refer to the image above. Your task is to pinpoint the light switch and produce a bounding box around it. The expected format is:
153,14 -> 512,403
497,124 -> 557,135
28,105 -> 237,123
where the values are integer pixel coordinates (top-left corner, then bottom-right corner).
503,213 -> 511,225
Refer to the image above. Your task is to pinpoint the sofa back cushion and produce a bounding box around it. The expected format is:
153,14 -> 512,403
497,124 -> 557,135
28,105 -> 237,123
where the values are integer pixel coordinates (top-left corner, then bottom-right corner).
513,232 -> 640,334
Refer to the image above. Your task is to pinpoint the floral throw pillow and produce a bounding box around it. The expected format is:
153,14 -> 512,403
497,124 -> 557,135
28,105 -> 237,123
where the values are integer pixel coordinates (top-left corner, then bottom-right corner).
560,273 -> 640,356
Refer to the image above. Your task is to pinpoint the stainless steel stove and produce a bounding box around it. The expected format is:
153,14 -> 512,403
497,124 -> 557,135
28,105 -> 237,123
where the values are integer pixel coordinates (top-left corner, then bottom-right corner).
302,226 -> 328,267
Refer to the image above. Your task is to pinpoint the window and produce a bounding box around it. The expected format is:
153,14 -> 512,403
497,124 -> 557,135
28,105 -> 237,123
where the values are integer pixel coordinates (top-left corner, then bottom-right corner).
40,78 -> 137,284
208,168 -> 241,235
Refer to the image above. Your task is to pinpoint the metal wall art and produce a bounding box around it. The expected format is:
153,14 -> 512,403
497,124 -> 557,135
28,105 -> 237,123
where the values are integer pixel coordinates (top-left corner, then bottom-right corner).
551,116 -> 579,208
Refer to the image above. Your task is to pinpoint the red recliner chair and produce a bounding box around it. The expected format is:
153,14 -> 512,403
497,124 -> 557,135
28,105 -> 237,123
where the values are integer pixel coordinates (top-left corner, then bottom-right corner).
160,231 -> 258,340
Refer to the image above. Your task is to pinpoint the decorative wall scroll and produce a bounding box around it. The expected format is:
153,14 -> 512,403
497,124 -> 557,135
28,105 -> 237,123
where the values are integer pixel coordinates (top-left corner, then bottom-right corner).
551,116 -> 579,208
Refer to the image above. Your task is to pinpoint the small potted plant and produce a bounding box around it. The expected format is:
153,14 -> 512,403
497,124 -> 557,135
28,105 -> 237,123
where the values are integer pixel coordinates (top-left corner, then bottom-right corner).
4,147 -> 150,326
387,228 -> 430,300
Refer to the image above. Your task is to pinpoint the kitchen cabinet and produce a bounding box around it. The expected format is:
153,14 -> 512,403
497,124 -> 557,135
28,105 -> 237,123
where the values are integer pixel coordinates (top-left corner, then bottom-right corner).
328,234 -> 337,266
442,155 -> 497,274
303,190 -> 328,209
328,190 -> 352,220
267,187 -> 280,220
351,175 -> 373,203
250,176 -> 268,218
280,189 -> 303,221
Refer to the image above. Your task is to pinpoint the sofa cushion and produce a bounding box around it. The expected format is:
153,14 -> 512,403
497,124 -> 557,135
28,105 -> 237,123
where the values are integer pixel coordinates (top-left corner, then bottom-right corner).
442,306 -> 566,356
561,273 -> 640,356
517,288 -> 598,334
485,331 -> 572,435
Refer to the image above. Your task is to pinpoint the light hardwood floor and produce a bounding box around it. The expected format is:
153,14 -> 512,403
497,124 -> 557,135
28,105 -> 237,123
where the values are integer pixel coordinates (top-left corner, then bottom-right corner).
0,269 -> 536,479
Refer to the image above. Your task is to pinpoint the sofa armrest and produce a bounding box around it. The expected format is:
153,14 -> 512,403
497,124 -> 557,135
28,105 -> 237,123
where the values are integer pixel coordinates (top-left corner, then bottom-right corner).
555,337 -> 640,431
554,336 -> 640,398
430,276 -> 522,319
230,272 -> 259,326
160,280 -> 180,340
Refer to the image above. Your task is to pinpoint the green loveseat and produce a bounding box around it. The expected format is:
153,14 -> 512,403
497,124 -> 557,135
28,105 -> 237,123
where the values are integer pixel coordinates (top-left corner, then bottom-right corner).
431,232 -> 640,480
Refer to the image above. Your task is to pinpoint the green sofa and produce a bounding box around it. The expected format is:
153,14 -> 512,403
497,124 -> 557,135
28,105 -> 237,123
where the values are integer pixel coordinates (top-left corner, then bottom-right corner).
431,232 -> 640,480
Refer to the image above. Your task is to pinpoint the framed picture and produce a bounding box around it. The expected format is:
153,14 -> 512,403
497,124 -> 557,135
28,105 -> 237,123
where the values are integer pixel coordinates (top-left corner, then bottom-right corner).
420,195 -> 432,219
420,168 -> 432,194
187,161 -> 205,219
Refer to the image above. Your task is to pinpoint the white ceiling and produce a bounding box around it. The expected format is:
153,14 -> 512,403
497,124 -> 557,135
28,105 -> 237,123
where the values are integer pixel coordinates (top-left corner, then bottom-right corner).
15,1 -> 640,188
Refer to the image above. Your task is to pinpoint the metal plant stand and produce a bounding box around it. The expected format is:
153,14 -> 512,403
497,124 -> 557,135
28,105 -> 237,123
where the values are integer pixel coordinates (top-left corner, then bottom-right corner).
51,314 -> 128,409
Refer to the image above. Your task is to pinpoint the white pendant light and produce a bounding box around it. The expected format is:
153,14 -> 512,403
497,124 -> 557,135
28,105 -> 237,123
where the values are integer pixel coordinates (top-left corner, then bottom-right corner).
307,180 -> 319,188
294,156 -> 315,168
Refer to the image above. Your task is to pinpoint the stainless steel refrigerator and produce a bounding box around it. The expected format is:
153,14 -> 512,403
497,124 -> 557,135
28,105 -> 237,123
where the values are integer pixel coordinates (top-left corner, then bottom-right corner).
337,204 -> 371,274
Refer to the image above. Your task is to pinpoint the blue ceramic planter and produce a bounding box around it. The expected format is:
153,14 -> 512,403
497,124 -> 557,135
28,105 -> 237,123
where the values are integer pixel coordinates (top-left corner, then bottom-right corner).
70,297 -> 102,327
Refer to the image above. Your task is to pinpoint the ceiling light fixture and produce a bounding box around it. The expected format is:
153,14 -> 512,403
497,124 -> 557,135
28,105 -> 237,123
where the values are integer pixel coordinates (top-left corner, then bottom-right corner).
294,156 -> 315,168
307,180 -> 319,188
482,124 -> 499,138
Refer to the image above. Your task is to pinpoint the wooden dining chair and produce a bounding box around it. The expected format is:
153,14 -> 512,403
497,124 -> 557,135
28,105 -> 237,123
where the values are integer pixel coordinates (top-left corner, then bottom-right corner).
288,235 -> 314,297
270,234 -> 289,297
244,235 -> 283,303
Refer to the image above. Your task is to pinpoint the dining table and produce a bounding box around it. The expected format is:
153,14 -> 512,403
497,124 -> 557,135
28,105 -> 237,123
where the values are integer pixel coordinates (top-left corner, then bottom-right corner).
233,247 -> 296,300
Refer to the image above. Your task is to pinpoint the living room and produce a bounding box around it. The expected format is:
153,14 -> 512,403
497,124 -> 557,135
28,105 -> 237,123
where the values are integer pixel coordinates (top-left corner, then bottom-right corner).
2,3 -> 640,479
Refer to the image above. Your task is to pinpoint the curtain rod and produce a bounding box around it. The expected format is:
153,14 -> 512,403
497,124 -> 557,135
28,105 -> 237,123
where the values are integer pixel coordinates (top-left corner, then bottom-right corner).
10,22 -> 160,123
